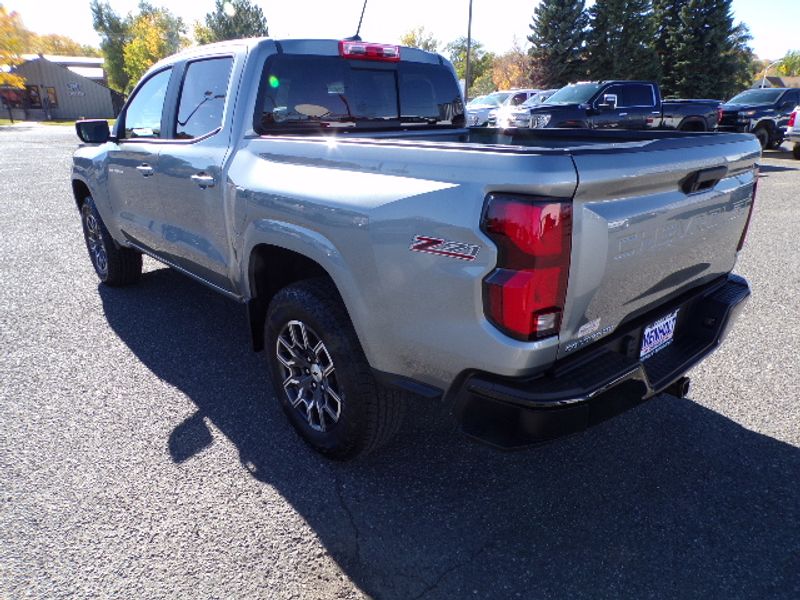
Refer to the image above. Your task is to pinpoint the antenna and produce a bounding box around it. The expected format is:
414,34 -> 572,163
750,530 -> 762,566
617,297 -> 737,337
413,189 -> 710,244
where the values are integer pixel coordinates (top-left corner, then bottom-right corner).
347,0 -> 368,41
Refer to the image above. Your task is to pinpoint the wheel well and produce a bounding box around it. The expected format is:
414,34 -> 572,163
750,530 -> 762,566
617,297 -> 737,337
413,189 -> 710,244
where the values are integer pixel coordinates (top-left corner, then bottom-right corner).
753,120 -> 774,134
246,244 -> 334,351
679,118 -> 706,132
71,180 -> 91,209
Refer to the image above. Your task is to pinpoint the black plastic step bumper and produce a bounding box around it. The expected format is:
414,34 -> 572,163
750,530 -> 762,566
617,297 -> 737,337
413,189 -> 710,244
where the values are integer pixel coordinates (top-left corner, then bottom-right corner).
453,274 -> 750,449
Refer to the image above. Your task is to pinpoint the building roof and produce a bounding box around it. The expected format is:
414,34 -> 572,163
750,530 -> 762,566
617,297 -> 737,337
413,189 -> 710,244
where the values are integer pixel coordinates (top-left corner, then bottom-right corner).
754,75 -> 800,88
21,54 -> 103,66
16,54 -> 106,81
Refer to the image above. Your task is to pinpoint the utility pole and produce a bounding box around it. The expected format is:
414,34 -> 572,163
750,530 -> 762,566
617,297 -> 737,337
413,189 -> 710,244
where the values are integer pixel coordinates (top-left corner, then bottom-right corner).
464,0 -> 473,99
759,58 -> 783,89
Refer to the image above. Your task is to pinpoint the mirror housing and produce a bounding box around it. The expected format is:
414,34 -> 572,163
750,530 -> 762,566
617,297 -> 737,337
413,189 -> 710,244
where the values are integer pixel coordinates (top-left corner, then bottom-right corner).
597,94 -> 618,111
75,119 -> 111,144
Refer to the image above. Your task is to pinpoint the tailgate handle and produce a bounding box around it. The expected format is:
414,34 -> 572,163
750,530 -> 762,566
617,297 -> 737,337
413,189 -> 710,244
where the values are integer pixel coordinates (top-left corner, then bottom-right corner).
681,166 -> 728,194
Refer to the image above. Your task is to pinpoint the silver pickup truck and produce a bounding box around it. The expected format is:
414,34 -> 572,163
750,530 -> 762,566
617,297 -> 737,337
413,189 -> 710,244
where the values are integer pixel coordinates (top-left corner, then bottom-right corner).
71,38 -> 760,459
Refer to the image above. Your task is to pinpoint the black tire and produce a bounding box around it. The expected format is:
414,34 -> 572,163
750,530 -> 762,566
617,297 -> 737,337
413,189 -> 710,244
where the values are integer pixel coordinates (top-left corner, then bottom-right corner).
753,126 -> 770,150
264,278 -> 405,460
793,143 -> 800,160
79,196 -> 142,286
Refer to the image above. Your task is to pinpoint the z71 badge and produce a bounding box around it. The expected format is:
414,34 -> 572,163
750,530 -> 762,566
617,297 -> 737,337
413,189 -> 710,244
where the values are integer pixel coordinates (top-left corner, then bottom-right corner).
409,235 -> 481,261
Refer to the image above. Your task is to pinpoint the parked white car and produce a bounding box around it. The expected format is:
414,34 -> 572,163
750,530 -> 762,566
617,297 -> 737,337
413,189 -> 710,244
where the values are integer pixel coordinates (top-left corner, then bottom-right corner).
467,89 -> 537,127
499,89 -> 561,128
785,106 -> 800,159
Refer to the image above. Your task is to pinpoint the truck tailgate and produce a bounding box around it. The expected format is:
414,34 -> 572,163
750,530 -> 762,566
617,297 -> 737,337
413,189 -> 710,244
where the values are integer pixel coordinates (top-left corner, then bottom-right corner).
559,134 -> 759,358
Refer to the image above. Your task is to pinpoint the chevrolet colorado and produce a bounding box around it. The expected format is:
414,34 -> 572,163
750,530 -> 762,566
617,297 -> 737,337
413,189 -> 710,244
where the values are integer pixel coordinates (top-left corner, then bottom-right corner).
71,38 -> 759,459
518,81 -> 720,131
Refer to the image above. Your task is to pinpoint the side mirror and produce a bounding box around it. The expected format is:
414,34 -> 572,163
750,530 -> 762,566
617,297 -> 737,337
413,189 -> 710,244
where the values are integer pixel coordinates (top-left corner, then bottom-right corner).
598,94 -> 618,111
75,119 -> 110,144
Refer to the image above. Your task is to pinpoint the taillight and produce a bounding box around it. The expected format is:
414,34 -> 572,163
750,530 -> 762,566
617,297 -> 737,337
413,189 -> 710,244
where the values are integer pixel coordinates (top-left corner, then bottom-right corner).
737,171 -> 758,251
789,111 -> 797,128
717,107 -> 724,124
339,40 -> 400,62
481,194 -> 572,341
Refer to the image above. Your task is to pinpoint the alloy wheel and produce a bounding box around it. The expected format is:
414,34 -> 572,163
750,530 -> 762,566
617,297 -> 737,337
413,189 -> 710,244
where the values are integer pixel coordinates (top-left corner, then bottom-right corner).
276,319 -> 343,432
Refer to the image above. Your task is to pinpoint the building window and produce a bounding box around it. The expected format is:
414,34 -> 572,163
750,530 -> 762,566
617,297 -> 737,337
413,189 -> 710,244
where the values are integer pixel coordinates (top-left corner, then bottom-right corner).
25,85 -> 42,108
45,87 -> 58,108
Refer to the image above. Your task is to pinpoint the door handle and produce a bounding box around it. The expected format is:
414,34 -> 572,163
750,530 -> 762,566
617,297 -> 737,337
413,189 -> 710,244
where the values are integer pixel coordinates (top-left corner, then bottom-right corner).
191,173 -> 216,189
618,112 -> 628,117
136,163 -> 154,177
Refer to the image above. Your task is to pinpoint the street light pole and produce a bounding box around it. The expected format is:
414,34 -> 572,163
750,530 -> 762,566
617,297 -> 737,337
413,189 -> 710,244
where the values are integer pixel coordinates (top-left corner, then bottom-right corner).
464,0 -> 473,98
760,58 -> 784,88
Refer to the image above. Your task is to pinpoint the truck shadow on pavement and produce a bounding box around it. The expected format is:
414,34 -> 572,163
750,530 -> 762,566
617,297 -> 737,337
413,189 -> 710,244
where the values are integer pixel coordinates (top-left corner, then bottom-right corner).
100,267 -> 800,599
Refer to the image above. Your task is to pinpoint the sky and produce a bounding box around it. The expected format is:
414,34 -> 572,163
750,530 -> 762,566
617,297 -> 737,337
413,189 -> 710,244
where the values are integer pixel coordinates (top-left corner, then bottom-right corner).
5,0 -> 798,61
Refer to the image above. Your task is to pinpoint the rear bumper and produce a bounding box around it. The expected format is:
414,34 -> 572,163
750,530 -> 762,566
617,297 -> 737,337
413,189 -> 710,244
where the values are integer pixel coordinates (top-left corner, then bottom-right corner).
453,274 -> 750,449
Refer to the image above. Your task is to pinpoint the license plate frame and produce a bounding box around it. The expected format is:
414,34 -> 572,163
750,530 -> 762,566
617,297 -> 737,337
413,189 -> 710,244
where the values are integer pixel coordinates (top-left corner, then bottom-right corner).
640,309 -> 679,360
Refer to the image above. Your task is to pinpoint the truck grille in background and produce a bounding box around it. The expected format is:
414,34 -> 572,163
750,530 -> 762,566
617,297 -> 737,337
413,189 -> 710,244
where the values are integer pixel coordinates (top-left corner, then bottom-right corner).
718,111 -> 739,127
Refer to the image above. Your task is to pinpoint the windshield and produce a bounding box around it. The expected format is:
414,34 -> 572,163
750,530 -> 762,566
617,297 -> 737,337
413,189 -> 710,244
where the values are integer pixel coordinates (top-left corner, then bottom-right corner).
478,92 -> 513,107
727,89 -> 784,104
520,91 -> 555,108
545,83 -> 603,105
467,95 -> 486,106
256,55 -> 464,132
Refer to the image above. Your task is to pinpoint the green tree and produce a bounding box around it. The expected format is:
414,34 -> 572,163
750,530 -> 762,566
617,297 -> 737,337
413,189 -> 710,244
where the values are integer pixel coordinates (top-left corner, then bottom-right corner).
445,37 -> 494,93
194,0 -> 267,45
123,6 -> 185,92
586,0 -> 659,81
652,0 -> 684,94
90,0 -> 131,92
527,0 -> 588,87
0,6 -> 27,89
400,26 -> 439,53
778,50 -> 800,77
669,0 -> 753,99
654,0 -> 752,98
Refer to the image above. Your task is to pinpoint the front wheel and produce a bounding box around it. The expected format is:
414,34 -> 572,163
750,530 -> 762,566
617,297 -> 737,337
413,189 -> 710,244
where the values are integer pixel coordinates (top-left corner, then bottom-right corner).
753,126 -> 770,150
264,279 -> 405,460
80,197 -> 142,286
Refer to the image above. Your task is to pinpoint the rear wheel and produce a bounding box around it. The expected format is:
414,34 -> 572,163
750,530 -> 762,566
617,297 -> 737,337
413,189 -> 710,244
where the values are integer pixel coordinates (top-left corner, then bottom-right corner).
793,143 -> 800,160
265,278 -> 405,459
80,197 -> 142,286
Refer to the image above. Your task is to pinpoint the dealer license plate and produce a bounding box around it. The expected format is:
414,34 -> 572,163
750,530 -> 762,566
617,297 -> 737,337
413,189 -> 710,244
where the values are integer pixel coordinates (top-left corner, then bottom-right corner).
640,309 -> 679,360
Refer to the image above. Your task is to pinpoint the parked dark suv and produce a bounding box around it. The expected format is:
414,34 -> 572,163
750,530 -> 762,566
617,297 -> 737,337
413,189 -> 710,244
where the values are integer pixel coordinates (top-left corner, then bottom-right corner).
717,87 -> 800,149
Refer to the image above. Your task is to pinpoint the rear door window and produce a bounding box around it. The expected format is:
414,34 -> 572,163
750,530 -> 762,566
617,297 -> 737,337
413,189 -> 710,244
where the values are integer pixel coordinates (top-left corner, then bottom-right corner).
620,84 -> 655,107
175,57 -> 233,139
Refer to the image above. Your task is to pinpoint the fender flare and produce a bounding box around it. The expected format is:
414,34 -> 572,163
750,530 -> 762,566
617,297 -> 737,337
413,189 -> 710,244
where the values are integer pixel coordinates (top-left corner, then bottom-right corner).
240,219 -> 378,362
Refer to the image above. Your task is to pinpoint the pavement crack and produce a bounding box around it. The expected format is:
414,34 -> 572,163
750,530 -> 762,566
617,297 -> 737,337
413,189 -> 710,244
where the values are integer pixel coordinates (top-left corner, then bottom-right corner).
412,539 -> 495,599
333,473 -> 363,569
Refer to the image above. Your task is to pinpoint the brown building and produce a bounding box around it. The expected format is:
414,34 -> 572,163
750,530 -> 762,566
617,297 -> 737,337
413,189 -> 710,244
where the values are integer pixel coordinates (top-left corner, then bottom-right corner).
1,55 -> 123,121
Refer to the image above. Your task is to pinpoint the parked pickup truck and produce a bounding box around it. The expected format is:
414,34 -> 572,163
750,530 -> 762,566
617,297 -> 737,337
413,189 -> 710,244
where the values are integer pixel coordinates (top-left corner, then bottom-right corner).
71,38 -> 760,459
515,80 -> 720,131
717,87 -> 800,149
784,106 -> 800,159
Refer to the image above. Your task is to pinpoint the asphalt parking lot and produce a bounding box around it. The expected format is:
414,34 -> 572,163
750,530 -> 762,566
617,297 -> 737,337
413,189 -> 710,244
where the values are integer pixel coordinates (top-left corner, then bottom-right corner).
1,124 -> 798,599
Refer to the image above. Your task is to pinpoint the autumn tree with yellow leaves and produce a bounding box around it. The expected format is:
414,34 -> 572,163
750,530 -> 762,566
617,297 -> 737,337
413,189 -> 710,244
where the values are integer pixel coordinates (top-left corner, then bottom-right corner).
0,5 -> 26,89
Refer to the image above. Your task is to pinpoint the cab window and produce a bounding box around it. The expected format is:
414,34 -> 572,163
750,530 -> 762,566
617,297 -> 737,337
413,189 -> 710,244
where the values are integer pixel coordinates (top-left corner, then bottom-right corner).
175,57 -> 233,140
123,68 -> 172,139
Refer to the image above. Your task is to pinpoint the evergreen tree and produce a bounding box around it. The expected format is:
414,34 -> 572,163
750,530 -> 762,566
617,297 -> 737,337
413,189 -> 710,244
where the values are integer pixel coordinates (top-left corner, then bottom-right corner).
652,0 -> 684,95
654,0 -> 752,99
586,0 -> 659,81
195,0 -> 268,45
527,0 -> 588,87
